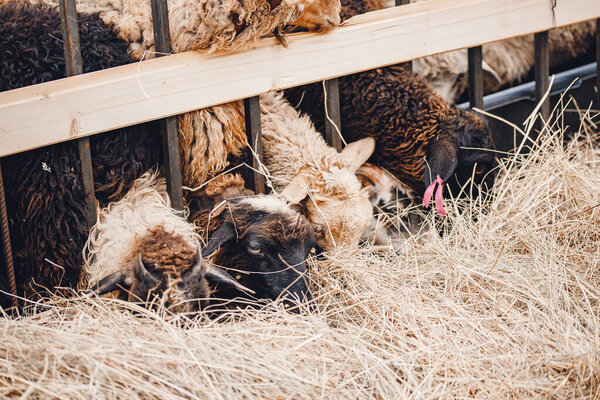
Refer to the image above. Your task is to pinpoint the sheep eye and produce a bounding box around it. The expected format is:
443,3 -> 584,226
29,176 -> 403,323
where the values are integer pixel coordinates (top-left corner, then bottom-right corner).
248,247 -> 261,255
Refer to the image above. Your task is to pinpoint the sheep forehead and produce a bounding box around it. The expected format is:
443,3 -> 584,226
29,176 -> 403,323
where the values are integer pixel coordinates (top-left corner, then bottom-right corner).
238,195 -> 296,216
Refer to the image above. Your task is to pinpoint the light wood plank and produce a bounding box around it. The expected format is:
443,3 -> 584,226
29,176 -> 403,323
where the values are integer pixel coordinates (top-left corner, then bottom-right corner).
1,0 -> 599,156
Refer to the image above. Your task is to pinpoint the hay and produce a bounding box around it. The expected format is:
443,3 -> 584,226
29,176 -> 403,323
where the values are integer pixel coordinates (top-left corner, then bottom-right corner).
1,103 -> 599,399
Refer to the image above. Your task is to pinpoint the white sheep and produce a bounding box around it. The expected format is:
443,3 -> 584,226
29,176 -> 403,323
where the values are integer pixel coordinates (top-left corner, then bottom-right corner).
258,91 -> 375,251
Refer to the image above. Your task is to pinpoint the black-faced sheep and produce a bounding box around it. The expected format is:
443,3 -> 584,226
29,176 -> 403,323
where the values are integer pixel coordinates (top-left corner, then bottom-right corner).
84,171 -> 251,312
187,173 -> 317,312
284,0 -> 496,217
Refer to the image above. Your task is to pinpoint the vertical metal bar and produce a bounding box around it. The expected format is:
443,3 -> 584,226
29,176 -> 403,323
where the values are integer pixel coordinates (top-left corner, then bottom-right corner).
324,78 -> 343,152
596,19 -> 599,109
151,0 -> 184,209
468,46 -> 484,111
244,96 -> 266,194
395,0 -> 412,71
534,31 -> 550,123
0,163 -> 18,309
59,0 -> 97,229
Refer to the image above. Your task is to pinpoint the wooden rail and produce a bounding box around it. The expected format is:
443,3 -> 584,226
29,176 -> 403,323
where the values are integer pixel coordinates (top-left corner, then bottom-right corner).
1,0 -> 599,157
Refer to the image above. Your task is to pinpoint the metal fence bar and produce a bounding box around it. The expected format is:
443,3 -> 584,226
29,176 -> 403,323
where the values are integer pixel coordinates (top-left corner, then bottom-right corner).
0,163 -> 18,310
468,46 -> 484,111
151,0 -> 184,210
596,18 -> 600,110
534,30 -> 550,122
395,0 -> 412,71
244,96 -> 266,194
59,0 -> 97,229
324,78 -> 343,151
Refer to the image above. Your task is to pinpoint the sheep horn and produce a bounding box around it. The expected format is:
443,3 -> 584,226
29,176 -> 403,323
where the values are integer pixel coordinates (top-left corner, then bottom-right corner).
203,264 -> 255,295
92,270 -> 131,295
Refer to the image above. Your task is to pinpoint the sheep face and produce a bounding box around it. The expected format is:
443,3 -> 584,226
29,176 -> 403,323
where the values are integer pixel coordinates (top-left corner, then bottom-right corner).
92,228 -> 245,313
426,109 -> 496,198
202,196 -> 316,312
357,163 -> 424,247
289,0 -> 341,32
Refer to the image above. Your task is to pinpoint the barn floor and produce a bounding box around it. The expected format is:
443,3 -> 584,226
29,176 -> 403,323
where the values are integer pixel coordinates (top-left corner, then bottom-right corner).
0,103 -> 599,399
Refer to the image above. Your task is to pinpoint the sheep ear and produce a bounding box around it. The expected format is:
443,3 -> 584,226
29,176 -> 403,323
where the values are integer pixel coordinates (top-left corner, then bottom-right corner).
204,264 -> 256,294
280,176 -> 309,204
340,138 -> 375,172
93,270 -> 131,295
424,136 -> 458,188
482,60 -> 501,86
202,222 -> 237,257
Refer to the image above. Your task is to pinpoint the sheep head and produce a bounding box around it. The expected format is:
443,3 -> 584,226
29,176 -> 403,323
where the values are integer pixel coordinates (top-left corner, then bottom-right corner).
202,196 -> 317,313
287,0 -> 341,32
425,108 -> 496,201
281,138 -> 375,251
92,227 -> 249,313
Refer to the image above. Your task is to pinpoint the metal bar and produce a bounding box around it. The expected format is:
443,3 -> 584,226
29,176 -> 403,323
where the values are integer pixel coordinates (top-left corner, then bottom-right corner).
324,78 -> 343,151
395,0 -> 412,71
457,62 -> 597,111
468,46 -> 484,111
59,0 -> 97,229
151,0 -> 184,210
596,18 -> 600,110
0,163 -> 18,309
534,30 -> 550,122
244,96 -> 266,194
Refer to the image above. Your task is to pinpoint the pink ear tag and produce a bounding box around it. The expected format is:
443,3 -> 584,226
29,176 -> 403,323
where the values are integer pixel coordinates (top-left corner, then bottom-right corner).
422,175 -> 447,216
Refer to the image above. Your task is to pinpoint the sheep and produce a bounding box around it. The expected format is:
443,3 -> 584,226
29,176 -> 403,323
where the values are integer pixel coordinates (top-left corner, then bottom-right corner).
25,0 -> 341,58
0,0 -> 338,296
284,0 -> 496,217
1,2 -> 163,295
257,91 -> 376,251
364,0 -> 596,102
187,173 -> 317,312
83,170 -> 251,312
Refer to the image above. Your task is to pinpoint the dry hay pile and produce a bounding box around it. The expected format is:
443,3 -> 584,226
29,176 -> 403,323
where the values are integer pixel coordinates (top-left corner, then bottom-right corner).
1,104 -> 599,399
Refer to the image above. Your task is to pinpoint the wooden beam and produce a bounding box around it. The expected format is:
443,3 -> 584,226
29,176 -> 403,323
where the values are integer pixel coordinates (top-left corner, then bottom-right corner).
534,30 -> 550,123
468,46 -> 484,111
59,0 -> 97,229
1,0 -> 600,157
244,96 -> 266,194
151,0 -> 184,210
324,79 -> 343,151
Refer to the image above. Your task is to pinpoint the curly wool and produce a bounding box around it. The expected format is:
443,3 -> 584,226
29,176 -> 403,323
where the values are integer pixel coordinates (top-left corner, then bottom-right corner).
23,0 -> 305,58
0,2 -> 162,294
286,65 -> 449,193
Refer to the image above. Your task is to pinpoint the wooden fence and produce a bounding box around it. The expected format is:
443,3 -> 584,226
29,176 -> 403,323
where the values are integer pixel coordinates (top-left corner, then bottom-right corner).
1,0 -> 599,308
